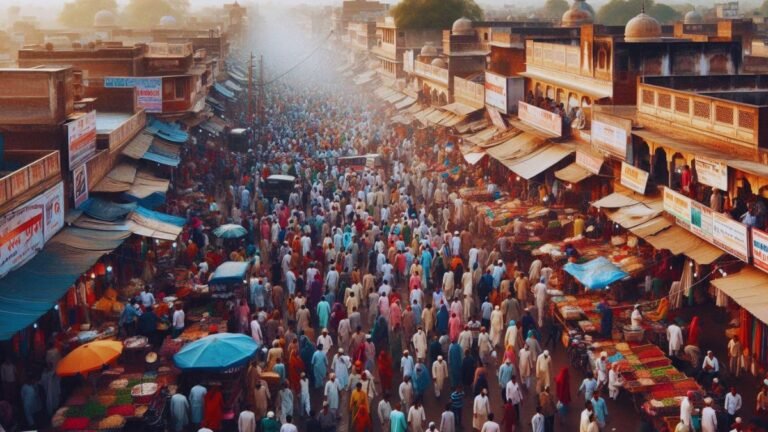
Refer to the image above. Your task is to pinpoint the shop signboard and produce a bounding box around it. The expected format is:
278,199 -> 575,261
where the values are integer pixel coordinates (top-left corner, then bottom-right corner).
67,110 -> 97,169
104,77 -> 162,113
73,163 -> 89,208
663,187 -> 692,225
620,162 -> 649,195
689,201 -> 714,242
592,120 -> 628,160
484,71 -> 508,114
752,228 -> 768,273
0,182 -> 64,277
576,151 -> 603,175
403,50 -> 415,74
518,101 -> 562,136
694,156 -> 728,192
712,212 -> 749,262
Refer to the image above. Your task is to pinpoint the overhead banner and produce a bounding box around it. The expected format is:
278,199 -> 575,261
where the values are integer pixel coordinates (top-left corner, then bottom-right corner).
752,228 -> 768,273
484,71 -> 508,114
620,162 -> 649,195
694,156 -> 728,192
73,163 -> 89,208
486,106 -> 507,131
712,212 -> 749,262
592,120 -> 628,160
689,201 -> 714,242
576,151 -> 603,175
0,182 -> 65,277
67,110 -> 97,169
518,101 -> 562,136
104,77 -> 162,113
663,187 -> 692,225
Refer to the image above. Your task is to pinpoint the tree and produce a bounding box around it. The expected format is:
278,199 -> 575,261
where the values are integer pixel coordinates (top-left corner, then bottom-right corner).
58,0 -> 118,28
122,0 -> 189,27
649,3 -> 681,23
596,0 -> 680,25
540,0 -> 570,19
391,0 -> 483,30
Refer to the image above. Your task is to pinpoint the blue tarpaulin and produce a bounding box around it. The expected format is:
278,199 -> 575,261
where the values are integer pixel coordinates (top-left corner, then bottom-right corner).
132,206 -> 185,227
143,145 -> 181,167
122,192 -> 166,210
80,198 -> 137,221
214,83 -> 235,100
209,261 -> 250,285
563,257 -> 628,290
145,118 -> 188,143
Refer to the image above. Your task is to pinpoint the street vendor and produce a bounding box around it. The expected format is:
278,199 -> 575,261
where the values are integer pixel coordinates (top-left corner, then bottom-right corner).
630,304 -> 643,329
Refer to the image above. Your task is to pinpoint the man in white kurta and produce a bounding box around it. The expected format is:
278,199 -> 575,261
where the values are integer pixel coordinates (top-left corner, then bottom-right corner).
679,392 -> 694,427
533,279 -> 548,327
489,305 -> 504,347
412,329 -> 428,361
667,323 -> 684,356
473,390 -> 491,431
324,374 -> 341,416
701,398 -> 717,432
432,356 -> 448,398
237,410 -> 256,432
519,344 -> 534,388
535,350 -> 553,393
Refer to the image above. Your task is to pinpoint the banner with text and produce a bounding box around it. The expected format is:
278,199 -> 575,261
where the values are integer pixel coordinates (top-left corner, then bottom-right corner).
518,101 -> 562,136
752,228 -> 768,273
67,110 -> 97,169
484,71 -> 508,114
0,182 -> 64,277
694,156 -> 728,192
620,162 -> 649,195
104,77 -> 162,113
689,201 -> 714,242
592,120 -> 628,160
712,212 -> 749,262
73,163 -> 89,208
663,187 -> 692,225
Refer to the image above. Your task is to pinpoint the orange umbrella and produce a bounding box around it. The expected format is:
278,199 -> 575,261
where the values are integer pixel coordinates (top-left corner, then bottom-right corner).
56,340 -> 124,377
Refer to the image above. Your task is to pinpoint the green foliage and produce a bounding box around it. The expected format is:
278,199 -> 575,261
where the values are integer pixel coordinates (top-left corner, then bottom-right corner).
58,0 -> 118,28
540,0 -> 570,19
391,0 -> 483,30
122,0 -> 190,27
596,0 -> 681,25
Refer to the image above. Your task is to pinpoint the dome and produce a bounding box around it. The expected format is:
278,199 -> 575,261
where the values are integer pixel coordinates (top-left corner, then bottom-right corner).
94,10 -> 116,27
561,0 -> 594,27
684,10 -> 704,24
451,17 -> 473,36
624,12 -> 662,41
420,42 -> 437,57
159,15 -> 177,27
430,57 -> 447,68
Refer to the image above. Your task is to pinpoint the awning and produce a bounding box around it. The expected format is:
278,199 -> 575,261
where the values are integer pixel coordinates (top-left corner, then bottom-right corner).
80,198 -> 137,221
414,107 -> 437,124
385,92 -> 406,104
126,170 -> 170,199
711,267 -> 768,324
224,80 -> 244,93
53,227 -> 131,251
146,118 -> 188,143
206,96 -> 225,111
127,206 -> 184,241
563,257 -> 628,290
591,192 -> 641,209
122,132 -> 154,159
603,198 -> 663,230
374,87 -> 397,100
456,119 -> 489,134
503,144 -> 575,180
390,113 -> 414,125
439,114 -> 466,127
642,225 -> 723,264
441,101 -> 481,117
463,152 -> 486,165
0,240 -> 115,340
227,70 -> 247,83
92,163 -> 138,193
143,139 -> 181,167
520,68 -> 612,99
209,261 -> 250,285
464,127 -> 501,147
354,70 -> 377,85
628,216 -> 673,238
485,132 -> 545,162
555,163 -> 593,184
394,96 -> 417,110
214,82 -> 235,100
426,109 -> 451,125
200,119 -> 225,135
181,111 -> 210,128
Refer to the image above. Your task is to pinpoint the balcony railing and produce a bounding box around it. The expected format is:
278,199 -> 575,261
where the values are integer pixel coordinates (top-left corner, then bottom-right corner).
146,42 -> 194,58
453,76 -> 485,109
526,40 -> 581,75
104,110 -> 147,151
442,41 -> 490,55
0,150 -> 60,207
413,60 -> 449,86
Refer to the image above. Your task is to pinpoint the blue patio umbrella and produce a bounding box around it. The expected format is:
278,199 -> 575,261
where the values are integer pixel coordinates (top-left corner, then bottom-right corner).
213,223 -> 247,239
173,333 -> 259,371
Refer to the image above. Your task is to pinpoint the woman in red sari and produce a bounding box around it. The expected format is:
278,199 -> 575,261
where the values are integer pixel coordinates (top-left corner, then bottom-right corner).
377,350 -> 394,392
288,349 -> 304,393
202,384 -> 224,431
351,399 -> 372,432
688,316 -> 701,346
555,367 -> 571,410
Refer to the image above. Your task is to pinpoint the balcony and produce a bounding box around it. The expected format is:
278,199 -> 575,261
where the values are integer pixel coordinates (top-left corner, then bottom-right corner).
453,76 -> 485,109
413,60 -> 449,86
442,41 -> 490,56
145,42 -> 194,58
525,40 -> 581,75
97,110 -> 147,151
0,151 -> 60,208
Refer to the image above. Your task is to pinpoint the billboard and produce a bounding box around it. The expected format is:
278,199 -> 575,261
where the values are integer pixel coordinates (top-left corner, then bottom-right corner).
67,110 -> 97,169
694,156 -> 728,192
104,77 -> 163,113
484,71 -> 508,114
518,101 -> 562,136
620,162 -> 649,195
73,163 -> 89,208
592,120 -> 628,160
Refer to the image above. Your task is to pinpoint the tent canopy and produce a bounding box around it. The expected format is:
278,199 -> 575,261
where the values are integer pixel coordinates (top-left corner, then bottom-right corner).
711,267 -> 768,325
563,257 -> 628,290
209,261 -> 250,285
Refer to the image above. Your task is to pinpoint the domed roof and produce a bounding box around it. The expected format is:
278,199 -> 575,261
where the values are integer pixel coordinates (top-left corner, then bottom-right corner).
430,57 -> 447,68
683,10 -> 704,24
624,12 -> 662,41
451,17 -> 473,35
421,42 -> 437,57
159,15 -> 177,27
94,10 -> 116,27
561,0 -> 594,27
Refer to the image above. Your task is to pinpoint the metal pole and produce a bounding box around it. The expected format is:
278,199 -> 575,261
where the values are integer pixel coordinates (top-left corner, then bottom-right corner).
248,52 -> 254,122
258,55 -> 265,126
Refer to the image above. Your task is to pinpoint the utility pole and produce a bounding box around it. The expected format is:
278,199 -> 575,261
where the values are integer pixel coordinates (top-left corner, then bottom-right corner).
247,52 -> 254,122
257,55 -> 265,126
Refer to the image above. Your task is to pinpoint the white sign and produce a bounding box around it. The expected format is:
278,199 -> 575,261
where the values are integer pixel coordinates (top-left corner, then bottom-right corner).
576,151 -> 603,175
73,163 -> 88,208
712,212 -> 749,262
0,182 -> 64,277
592,120 -> 628,160
518,101 -> 562,136
67,110 -> 97,169
403,50 -> 415,74
663,187 -> 692,225
752,228 -> 768,273
620,162 -> 649,195
484,71 -> 508,114
104,77 -> 163,113
689,201 -> 714,242
695,156 -> 728,192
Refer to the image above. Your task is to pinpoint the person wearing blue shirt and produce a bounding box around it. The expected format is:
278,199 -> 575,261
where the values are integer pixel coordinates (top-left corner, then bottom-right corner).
118,299 -> 142,337
497,358 -> 516,402
579,372 -> 598,401
591,391 -> 608,429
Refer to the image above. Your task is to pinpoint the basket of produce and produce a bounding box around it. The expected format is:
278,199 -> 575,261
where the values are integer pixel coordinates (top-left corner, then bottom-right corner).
622,325 -> 644,342
97,414 -> 126,431
123,336 -> 149,350
131,383 -> 159,404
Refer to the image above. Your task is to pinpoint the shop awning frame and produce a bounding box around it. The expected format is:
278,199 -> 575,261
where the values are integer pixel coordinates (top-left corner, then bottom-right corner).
711,267 -> 768,325
441,101 -> 482,117
555,163 -> 593,184
502,143 -> 575,180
